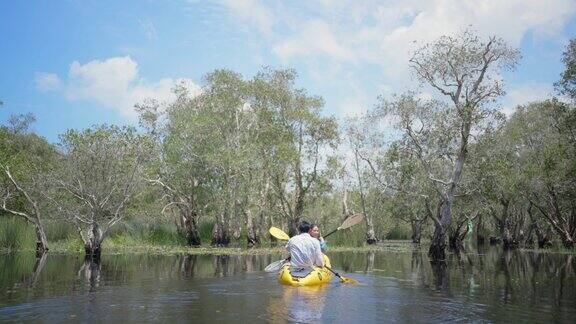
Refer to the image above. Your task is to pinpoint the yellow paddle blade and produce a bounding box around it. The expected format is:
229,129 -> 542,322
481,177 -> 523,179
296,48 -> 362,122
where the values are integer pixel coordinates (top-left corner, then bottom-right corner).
339,276 -> 359,284
325,265 -> 359,284
269,227 -> 290,240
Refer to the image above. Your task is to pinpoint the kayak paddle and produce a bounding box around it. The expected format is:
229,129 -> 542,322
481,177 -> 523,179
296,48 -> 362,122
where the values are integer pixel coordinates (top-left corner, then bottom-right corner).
269,226 -> 290,240
323,213 -> 364,238
265,259 -> 288,272
268,213 -> 364,241
324,266 -> 358,284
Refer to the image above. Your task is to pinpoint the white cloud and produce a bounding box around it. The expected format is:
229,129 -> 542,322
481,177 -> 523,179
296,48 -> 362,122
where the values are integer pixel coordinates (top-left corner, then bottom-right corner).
231,0 -> 574,121
215,0 -> 575,123
61,56 -> 200,119
35,73 -> 61,91
273,19 -> 356,62
501,82 -> 553,116
377,0 -> 575,66
218,0 -> 275,38
219,0 -> 575,78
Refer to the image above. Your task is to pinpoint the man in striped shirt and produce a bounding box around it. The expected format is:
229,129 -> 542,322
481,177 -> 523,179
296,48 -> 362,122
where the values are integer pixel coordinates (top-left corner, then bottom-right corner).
286,220 -> 324,272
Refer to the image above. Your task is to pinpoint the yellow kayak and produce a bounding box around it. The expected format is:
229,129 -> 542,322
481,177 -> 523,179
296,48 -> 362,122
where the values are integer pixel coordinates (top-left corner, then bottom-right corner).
278,255 -> 333,286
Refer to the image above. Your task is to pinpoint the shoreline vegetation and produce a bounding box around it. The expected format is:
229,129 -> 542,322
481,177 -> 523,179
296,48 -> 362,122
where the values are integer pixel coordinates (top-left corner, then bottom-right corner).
2,239 -> 575,257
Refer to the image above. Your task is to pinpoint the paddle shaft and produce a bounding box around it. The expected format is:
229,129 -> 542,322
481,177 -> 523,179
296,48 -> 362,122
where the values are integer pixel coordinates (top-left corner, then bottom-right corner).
324,265 -> 347,282
323,227 -> 340,238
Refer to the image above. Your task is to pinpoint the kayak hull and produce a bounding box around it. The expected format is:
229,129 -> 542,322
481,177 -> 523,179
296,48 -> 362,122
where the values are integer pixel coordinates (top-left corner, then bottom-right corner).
278,255 -> 332,286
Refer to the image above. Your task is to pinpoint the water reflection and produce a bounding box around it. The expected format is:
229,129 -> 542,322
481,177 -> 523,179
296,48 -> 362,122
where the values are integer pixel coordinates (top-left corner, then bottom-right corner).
27,252 -> 47,287
0,247 -> 574,323
270,285 -> 327,323
77,257 -> 101,292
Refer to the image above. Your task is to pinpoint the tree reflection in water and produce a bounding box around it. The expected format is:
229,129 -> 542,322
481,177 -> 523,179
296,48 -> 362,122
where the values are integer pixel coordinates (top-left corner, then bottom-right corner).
180,254 -> 198,278
27,252 -> 48,287
77,257 -> 101,292
365,251 -> 375,273
0,247 -> 574,323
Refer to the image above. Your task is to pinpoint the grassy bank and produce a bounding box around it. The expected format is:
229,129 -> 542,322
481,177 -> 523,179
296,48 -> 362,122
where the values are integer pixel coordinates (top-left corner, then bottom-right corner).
3,217 -> 575,256
45,237 -> 414,256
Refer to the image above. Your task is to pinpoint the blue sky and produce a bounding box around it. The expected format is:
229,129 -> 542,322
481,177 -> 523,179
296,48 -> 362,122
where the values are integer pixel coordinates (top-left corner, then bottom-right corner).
1,0 -> 575,143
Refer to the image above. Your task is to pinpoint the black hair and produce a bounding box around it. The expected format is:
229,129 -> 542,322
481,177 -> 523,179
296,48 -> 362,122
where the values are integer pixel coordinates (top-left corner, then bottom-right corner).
298,220 -> 312,233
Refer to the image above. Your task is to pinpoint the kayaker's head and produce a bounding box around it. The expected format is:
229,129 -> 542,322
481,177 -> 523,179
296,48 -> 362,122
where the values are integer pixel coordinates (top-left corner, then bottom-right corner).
298,220 -> 312,234
309,224 -> 320,238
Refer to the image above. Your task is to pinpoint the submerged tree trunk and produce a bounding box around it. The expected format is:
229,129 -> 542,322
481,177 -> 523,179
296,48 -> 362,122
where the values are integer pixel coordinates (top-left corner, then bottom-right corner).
429,199 -> 448,261
411,218 -> 426,244
476,213 -> 486,245
429,141 -> 467,261
530,190 -> 575,249
448,214 -> 472,253
494,199 -> 517,250
429,224 -> 448,261
84,222 -> 103,260
528,202 -> 552,248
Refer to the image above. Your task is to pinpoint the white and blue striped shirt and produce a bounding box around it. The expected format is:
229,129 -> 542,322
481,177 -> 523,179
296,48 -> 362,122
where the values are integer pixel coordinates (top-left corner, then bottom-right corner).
286,233 -> 324,268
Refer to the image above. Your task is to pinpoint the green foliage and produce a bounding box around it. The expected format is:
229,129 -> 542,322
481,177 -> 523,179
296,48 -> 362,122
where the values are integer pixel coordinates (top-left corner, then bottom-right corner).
43,220 -> 76,242
54,124 -> 151,247
555,38 -> 576,100
385,224 -> 412,240
0,216 -> 36,252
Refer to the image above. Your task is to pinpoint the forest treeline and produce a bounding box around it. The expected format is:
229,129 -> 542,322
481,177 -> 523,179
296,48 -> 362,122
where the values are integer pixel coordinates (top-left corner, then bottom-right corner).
1,31 -> 575,261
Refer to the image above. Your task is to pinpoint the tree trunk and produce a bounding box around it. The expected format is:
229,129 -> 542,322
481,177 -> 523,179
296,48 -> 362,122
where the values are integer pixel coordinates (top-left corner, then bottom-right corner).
528,202 -> 552,248
211,212 -> 231,247
530,193 -> 574,249
411,218 -> 424,244
499,199 -> 517,250
84,222 -> 103,260
34,224 -> 49,257
183,213 -> 201,246
257,177 -> 271,242
245,209 -> 260,247
448,230 -> 464,252
429,224 -> 447,262
476,213 -> 485,245
353,149 -> 377,244
429,199 -> 449,261
1,168 -> 50,255
288,217 -> 301,237
560,234 -> 574,248
231,217 -> 242,241
365,216 -> 378,245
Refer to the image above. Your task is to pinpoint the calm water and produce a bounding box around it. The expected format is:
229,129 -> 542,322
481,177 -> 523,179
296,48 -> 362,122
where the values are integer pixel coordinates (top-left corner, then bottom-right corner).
0,246 -> 575,323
